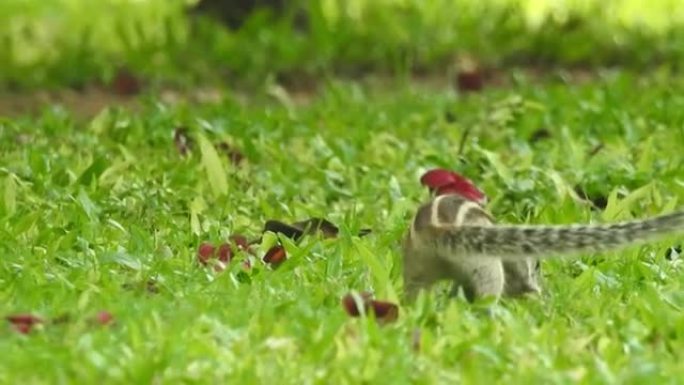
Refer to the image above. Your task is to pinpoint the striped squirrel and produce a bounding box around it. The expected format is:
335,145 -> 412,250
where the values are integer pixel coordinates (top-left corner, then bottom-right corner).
402,193 -> 684,303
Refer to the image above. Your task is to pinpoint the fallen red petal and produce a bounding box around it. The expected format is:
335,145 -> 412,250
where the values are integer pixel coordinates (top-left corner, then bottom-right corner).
341,292 -> 374,317
111,68 -> 141,96
6,313 -> 43,334
229,234 -> 254,254
95,311 -> 114,326
13,323 -> 33,334
197,242 -> 216,265
6,314 -> 43,325
217,243 -> 233,262
369,300 -> 399,324
263,245 -> 287,267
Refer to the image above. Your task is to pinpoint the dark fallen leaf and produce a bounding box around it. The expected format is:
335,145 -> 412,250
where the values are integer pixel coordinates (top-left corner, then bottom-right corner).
263,245 -> 287,267
369,300 -> 399,324
457,70 -> 484,92
341,291 -> 373,316
6,313 -> 43,334
292,217 -> 340,238
341,292 -> 399,324
529,128 -> 552,143
174,127 -> 193,156
111,68 -> 141,96
197,242 -> 216,265
216,142 -> 244,165
665,245 -> 682,261
264,220 -> 305,240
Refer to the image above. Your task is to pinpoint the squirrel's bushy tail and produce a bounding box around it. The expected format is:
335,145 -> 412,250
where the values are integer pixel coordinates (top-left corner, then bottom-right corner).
429,211 -> 684,259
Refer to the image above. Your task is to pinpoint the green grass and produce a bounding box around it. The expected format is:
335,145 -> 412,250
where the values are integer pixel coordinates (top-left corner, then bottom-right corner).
2,0 -> 684,90
2,72 -> 684,383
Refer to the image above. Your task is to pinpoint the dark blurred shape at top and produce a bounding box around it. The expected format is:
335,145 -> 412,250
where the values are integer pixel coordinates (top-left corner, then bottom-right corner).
190,0 -> 307,30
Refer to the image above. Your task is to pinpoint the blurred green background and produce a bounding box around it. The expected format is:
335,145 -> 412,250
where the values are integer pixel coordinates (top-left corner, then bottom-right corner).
2,0 -> 683,91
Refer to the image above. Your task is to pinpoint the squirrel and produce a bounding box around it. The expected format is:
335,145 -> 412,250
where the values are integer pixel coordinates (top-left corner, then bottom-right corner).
402,193 -> 684,303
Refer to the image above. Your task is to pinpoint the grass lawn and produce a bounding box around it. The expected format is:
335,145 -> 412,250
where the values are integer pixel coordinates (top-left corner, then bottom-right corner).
2,1 -> 684,384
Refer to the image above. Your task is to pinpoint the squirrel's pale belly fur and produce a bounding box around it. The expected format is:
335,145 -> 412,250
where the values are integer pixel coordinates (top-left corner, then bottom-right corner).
402,194 -> 684,302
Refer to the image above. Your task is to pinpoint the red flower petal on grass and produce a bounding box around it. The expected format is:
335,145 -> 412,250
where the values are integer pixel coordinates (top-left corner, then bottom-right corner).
111,68 -> 141,96
369,300 -> 399,324
6,314 -> 43,334
95,311 -> 114,326
217,243 -> 232,262
341,292 -> 373,316
229,234 -> 255,254
197,243 -> 216,265
341,292 -> 399,324
263,245 -> 287,267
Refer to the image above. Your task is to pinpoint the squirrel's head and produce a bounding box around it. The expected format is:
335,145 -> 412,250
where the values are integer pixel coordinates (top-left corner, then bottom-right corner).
420,168 -> 487,206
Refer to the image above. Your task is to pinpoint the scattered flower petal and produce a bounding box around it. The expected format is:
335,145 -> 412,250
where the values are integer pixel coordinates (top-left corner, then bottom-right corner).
111,68 -> 141,96
368,300 -> 399,324
341,292 -> 373,316
341,292 -> 399,324
229,234 -> 254,254
197,242 -> 216,265
95,311 -> 114,326
217,243 -> 232,263
6,313 -> 43,334
263,245 -> 287,267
